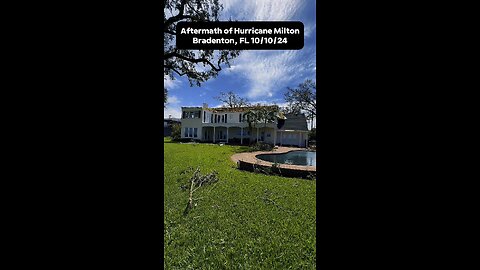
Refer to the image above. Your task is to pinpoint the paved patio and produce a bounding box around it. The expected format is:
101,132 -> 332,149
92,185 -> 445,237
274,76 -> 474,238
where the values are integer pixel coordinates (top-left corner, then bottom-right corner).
231,147 -> 316,172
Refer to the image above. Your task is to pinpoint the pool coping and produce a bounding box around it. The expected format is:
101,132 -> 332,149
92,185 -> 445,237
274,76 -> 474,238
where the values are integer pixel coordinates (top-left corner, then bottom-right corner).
230,147 -> 316,172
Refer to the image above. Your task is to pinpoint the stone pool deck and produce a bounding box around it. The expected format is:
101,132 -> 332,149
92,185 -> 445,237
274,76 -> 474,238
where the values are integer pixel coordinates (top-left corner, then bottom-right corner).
230,147 -> 316,172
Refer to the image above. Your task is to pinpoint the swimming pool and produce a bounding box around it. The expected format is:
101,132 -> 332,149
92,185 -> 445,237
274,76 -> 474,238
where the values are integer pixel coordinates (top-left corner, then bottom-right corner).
256,151 -> 316,166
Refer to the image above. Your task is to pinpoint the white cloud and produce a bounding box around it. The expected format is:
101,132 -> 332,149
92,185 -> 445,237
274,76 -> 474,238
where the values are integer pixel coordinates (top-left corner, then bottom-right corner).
304,24 -> 316,38
164,76 -> 181,90
227,50 -> 309,99
218,0 -> 314,100
221,0 -> 304,21
164,95 -> 182,119
167,95 -> 181,105
164,106 -> 182,119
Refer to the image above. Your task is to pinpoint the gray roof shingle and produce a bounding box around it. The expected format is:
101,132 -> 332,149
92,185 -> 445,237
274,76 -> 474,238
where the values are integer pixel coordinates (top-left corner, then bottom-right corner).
278,114 -> 308,131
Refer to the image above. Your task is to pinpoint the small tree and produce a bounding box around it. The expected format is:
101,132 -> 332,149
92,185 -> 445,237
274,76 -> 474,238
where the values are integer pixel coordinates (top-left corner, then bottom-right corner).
244,104 -> 279,143
244,105 -> 260,143
171,123 -> 181,141
258,105 -> 279,128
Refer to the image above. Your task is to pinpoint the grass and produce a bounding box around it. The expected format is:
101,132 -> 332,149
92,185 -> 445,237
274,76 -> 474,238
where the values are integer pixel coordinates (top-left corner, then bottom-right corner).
164,137 -> 316,269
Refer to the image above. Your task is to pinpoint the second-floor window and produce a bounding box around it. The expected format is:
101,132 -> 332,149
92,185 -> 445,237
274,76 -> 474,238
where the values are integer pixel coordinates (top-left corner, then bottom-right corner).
182,111 -> 202,119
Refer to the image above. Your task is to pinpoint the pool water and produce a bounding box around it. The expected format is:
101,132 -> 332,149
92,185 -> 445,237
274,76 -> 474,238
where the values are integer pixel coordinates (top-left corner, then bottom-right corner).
256,151 -> 316,166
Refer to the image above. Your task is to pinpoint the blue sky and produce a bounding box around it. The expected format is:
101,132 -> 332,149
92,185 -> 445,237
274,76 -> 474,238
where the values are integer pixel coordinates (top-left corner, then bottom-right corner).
164,0 -> 316,120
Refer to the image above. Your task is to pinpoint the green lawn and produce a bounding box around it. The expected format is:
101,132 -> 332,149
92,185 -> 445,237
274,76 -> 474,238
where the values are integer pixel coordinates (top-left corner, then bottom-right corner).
164,137 -> 316,269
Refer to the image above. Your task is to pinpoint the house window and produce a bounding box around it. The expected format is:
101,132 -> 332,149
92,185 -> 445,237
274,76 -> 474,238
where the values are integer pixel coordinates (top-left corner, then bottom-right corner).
194,128 -> 198,138
203,111 -> 206,122
184,127 -> 188,137
189,128 -> 193,137
239,113 -> 242,122
225,114 -> 228,123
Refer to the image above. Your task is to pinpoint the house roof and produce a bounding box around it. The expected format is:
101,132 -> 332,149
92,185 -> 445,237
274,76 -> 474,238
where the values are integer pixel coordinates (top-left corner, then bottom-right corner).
181,105 -> 284,113
278,114 -> 308,131
181,107 -> 203,110
204,105 -> 279,113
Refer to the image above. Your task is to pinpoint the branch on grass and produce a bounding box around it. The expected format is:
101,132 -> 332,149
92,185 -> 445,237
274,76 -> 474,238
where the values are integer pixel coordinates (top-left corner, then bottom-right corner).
183,167 -> 219,215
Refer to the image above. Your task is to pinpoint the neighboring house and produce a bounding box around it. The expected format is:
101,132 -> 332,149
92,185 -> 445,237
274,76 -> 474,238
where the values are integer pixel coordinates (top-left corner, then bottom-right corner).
180,104 -> 309,147
164,117 -> 181,137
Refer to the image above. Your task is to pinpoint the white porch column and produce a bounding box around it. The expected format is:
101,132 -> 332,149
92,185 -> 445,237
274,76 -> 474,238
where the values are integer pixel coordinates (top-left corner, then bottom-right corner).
241,127 -> 243,144
213,126 -> 216,143
226,127 -> 229,143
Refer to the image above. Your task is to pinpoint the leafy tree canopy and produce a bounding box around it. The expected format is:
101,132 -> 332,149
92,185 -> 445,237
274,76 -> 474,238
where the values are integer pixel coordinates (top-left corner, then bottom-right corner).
164,0 -> 241,91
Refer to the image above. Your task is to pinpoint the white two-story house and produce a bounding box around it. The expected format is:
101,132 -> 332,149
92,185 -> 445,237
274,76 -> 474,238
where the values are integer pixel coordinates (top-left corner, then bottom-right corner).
181,104 -> 309,147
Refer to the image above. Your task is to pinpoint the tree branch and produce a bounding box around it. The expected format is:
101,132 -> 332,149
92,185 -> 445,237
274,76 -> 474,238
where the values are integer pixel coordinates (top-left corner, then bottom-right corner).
164,0 -> 197,30
164,29 -> 177,35
165,52 -> 222,71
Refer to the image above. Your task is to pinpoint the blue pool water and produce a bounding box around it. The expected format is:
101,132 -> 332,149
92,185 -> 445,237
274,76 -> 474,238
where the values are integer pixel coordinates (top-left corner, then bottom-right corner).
256,151 -> 316,166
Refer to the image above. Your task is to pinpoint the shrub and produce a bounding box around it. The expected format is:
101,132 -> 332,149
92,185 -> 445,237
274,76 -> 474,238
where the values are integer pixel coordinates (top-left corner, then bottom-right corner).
250,142 -> 274,152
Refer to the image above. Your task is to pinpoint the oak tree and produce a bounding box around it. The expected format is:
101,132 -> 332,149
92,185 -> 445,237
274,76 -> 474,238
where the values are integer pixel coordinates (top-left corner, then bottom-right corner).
164,0 -> 241,106
284,79 -> 316,128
